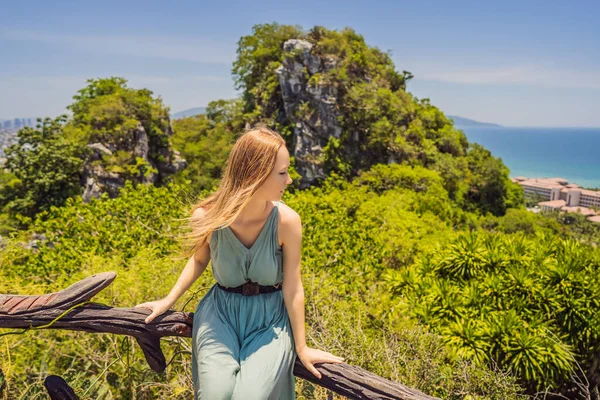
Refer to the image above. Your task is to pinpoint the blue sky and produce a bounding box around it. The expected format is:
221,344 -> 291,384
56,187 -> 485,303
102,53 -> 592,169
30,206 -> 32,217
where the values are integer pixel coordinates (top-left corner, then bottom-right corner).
1,0 -> 598,127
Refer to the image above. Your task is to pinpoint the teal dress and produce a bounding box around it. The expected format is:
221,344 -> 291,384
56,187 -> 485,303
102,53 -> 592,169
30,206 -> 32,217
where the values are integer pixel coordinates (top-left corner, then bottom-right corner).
192,201 -> 297,399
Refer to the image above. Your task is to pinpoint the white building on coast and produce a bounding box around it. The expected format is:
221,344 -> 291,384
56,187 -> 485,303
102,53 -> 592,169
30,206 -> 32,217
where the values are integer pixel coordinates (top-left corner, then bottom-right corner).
512,177 -> 600,223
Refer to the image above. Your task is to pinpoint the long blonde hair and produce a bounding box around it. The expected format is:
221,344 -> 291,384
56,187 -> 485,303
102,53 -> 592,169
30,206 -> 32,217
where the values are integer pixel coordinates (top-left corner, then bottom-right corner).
180,125 -> 286,259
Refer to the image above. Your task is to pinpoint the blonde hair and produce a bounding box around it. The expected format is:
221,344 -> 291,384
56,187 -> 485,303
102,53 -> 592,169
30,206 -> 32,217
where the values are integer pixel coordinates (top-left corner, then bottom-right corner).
180,125 -> 286,259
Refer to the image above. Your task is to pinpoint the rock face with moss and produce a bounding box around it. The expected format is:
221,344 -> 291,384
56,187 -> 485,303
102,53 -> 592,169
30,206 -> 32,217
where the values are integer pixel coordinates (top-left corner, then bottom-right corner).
81,122 -> 186,202
276,39 -> 343,188
65,78 -> 187,202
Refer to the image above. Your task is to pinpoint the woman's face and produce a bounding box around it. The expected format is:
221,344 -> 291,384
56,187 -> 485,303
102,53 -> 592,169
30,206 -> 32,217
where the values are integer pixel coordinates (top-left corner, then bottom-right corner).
257,145 -> 293,200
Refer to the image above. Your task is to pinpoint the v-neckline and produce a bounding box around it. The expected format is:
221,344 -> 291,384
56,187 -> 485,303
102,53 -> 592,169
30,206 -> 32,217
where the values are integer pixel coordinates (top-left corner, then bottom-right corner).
226,203 -> 277,251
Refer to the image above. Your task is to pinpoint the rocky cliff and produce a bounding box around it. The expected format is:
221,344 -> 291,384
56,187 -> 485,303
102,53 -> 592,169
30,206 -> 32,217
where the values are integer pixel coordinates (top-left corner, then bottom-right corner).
81,121 -> 187,202
276,39 -> 346,189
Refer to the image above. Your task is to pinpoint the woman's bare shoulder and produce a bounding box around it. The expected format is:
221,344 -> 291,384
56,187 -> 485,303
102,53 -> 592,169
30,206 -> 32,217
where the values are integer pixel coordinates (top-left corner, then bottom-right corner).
275,201 -> 301,249
192,202 -> 220,220
275,201 -> 301,226
191,206 -> 213,243
192,205 -> 208,218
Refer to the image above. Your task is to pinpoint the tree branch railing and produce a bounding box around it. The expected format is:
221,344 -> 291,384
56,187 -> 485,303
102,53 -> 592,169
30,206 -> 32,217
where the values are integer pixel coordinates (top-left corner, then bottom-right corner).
0,272 -> 439,400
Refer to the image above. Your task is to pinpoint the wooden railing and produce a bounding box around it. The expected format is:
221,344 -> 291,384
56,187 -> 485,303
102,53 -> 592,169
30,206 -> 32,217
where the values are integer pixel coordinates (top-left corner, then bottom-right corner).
0,272 -> 439,400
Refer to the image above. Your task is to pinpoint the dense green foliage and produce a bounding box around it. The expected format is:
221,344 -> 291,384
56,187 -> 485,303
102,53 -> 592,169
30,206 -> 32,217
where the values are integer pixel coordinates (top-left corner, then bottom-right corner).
0,77 -> 178,232
65,77 -> 170,152
1,182 -> 191,286
64,77 -> 174,183
543,210 -> 600,246
0,116 -> 89,225
385,230 -> 600,392
0,178 -> 523,399
170,103 -> 238,192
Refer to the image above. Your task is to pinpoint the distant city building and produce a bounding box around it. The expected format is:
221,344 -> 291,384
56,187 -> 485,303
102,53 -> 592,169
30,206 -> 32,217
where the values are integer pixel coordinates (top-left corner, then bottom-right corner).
0,118 -> 36,131
513,177 -> 600,223
0,118 -> 39,157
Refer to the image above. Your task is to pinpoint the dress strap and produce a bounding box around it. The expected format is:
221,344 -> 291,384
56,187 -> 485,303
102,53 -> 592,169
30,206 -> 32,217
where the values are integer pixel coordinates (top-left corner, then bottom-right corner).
272,201 -> 282,250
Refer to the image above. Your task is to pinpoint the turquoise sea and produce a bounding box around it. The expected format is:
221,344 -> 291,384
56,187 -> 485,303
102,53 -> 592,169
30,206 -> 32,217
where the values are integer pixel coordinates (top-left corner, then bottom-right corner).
458,126 -> 600,189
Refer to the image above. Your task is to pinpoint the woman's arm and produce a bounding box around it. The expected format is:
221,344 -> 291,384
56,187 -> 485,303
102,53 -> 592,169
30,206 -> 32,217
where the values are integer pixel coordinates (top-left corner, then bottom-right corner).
165,207 -> 212,305
136,207 -> 211,323
164,251 -> 209,306
280,206 -> 344,378
280,210 -> 307,353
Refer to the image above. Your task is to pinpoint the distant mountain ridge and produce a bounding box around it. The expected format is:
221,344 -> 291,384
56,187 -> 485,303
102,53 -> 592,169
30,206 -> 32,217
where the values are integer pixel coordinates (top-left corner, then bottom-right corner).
170,107 -> 207,120
448,115 -> 502,127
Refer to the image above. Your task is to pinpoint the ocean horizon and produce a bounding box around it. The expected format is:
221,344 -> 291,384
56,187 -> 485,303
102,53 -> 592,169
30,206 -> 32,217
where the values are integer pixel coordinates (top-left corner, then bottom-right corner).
458,126 -> 600,190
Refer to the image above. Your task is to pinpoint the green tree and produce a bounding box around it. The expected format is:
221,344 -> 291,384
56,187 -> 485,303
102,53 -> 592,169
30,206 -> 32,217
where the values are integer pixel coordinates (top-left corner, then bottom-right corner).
171,112 -> 236,192
0,116 -> 89,225
462,143 -> 512,216
524,191 -> 546,208
63,77 -> 173,184
233,23 -> 303,122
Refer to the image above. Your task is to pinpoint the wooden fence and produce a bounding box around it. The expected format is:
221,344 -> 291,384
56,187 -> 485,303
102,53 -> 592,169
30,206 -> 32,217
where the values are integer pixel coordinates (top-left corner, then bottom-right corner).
0,272 -> 439,400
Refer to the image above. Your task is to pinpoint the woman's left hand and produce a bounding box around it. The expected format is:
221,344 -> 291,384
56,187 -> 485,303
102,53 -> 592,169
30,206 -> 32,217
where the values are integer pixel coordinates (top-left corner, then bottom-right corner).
296,346 -> 345,379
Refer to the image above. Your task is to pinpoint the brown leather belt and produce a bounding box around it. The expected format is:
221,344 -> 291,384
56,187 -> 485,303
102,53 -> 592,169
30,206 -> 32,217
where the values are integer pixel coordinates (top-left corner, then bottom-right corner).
217,280 -> 282,296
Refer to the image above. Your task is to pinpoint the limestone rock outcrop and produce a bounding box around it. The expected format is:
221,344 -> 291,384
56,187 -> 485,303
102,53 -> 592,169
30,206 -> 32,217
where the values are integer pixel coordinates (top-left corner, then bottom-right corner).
276,39 -> 349,189
81,122 -> 187,202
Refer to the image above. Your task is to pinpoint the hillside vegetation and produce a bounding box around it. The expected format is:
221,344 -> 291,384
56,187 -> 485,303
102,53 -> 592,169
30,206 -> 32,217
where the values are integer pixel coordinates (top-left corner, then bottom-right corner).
1,23 -> 599,399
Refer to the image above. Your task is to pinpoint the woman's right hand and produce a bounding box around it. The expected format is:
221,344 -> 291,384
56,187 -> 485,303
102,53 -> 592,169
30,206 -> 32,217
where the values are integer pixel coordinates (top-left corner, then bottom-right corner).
134,298 -> 173,324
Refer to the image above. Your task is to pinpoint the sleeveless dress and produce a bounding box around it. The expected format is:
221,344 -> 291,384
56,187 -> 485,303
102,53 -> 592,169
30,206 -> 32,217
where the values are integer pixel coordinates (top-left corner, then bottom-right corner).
191,201 -> 297,400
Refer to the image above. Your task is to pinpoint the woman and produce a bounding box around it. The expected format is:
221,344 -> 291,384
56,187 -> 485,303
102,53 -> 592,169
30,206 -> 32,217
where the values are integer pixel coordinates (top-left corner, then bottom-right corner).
135,125 -> 344,399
